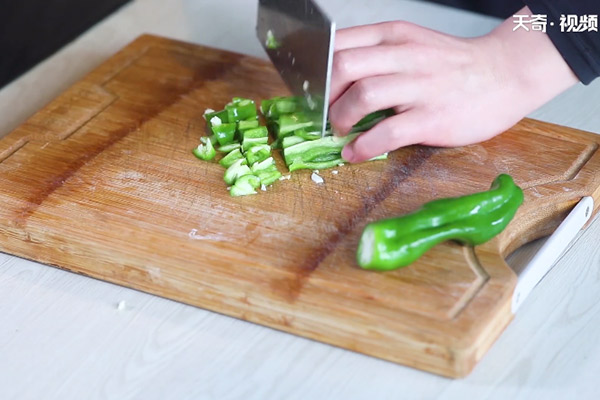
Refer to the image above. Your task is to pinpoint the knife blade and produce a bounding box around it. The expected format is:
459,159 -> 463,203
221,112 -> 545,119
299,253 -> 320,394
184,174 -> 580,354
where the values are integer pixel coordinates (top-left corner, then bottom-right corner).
256,0 -> 335,136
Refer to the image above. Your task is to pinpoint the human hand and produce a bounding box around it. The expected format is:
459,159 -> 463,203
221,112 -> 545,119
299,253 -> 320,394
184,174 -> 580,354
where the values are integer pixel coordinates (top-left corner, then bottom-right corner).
329,8 -> 579,163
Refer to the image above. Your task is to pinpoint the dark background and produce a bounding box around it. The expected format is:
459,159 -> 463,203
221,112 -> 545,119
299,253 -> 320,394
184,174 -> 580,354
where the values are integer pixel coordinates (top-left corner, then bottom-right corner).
0,0 -> 129,88
0,0 -> 524,89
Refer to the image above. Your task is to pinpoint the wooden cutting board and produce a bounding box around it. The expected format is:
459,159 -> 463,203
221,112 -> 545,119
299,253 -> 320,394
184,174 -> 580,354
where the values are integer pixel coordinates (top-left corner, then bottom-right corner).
1,34 -> 599,378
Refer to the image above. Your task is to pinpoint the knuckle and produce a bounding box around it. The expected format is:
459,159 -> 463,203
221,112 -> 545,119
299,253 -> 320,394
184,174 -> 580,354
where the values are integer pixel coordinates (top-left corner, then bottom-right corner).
352,80 -> 376,107
328,106 -> 342,126
388,124 -> 406,145
332,52 -> 353,78
384,20 -> 417,39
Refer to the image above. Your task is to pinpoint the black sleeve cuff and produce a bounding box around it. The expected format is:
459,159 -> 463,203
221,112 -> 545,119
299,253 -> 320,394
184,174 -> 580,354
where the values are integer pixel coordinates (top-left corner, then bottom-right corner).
523,0 -> 600,85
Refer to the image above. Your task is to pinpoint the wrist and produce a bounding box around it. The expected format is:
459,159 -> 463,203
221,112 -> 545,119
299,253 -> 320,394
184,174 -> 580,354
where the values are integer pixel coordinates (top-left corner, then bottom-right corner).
482,7 -> 579,111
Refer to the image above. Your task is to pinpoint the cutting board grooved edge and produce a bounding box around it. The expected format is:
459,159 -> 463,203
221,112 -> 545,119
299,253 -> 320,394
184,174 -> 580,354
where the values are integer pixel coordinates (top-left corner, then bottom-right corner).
56,90 -> 120,142
0,137 -> 29,164
445,247 -> 492,320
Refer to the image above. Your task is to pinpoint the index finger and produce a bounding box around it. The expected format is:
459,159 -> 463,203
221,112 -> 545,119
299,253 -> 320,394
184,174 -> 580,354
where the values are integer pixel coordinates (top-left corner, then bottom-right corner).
335,21 -> 415,51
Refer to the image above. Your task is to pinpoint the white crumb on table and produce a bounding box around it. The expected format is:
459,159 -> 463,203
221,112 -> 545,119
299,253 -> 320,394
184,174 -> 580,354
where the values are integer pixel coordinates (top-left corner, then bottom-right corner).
311,172 -> 324,185
332,170 -> 338,175
117,300 -> 126,311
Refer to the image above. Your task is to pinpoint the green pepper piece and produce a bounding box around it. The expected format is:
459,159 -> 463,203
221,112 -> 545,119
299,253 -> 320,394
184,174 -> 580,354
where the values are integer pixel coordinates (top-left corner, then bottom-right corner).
245,144 -> 271,165
226,98 -> 257,122
223,158 -> 251,185
211,123 -> 237,146
368,153 -> 388,161
260,98 -> 276,117
230,174 -> 261,197
283,134 -> 357,168
192,138 -> 216,161
294,129 -> 321,141
356,174 -> 524,271
250,157 -> 275,172
263,97 -> 299,119
250,157 -> 281,185
204,110 -> 229,129
287,157 -> 344,172
217,143 -> 241,153
242,136 -> 269,152
277,113 -> 315,136
238,119 -> 260,132
349,109 -> 395,133
282,136 -> 306,149
256,169 -> 282,186
200,135 -> 218,146
242,126 -> 269,139
219,148 -> 244,168
265,29 -> 281,50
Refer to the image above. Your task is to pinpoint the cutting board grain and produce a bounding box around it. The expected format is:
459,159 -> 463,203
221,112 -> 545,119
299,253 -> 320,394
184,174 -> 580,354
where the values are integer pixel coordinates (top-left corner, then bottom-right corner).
0,35 -> 599,378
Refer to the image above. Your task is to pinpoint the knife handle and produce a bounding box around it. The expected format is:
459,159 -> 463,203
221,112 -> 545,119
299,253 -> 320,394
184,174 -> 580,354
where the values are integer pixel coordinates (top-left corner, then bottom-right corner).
511,196 -> 594,313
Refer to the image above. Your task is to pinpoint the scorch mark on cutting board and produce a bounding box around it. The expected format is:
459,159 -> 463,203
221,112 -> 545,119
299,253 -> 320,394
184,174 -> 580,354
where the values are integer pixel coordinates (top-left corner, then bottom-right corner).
276,146 -> 438,302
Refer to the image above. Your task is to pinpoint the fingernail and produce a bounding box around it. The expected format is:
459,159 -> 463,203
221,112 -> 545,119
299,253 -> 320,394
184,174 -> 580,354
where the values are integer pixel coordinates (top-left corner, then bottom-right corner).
342,145 -> 354,162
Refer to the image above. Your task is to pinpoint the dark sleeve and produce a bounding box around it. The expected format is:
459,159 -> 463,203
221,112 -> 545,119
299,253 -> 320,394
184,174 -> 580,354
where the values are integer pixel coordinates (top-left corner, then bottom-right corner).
523,0 -> 600,85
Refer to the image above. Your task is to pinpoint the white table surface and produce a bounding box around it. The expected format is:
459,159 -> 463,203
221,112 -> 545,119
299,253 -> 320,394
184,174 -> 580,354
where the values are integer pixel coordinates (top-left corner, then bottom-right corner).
1,1 -> 599,399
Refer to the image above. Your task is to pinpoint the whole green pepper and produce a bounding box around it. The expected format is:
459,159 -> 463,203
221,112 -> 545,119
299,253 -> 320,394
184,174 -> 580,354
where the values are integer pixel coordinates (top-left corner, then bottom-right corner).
357,174 -> 524,271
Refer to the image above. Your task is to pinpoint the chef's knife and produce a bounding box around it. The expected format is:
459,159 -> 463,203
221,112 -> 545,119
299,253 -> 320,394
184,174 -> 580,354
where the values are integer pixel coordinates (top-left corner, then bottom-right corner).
256,0 -> 335,136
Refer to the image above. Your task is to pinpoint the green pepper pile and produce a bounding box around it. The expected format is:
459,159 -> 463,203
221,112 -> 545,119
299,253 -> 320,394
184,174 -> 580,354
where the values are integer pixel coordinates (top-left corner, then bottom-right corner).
356,173 -> 524,271
193,96 -> 393,196
193,97 -> 281,197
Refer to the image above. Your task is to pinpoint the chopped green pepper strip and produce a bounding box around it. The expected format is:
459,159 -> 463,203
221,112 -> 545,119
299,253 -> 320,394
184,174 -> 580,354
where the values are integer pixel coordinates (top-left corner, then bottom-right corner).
368,153 -> 388,161
356,174 -> 524,271
293,129 -> 321,141
283,134 -> 357,169
245,144 -> 271,165
192,138 -> 216,161
262,97 -> 299,119
250,157 -> 281,185
242,126 -> 269,139
349,109 -> 395,134
238,119 -> 260,132
242,137 -> 269,152
200,135 -> 218,146
256,169 -> 282,186
230,174 -> 261,197
287,157 -> 344,172
250,157 -> 275,172
281,135 -> 306,149
204,110 -> 229,129
223,158 -> 251,185
217,143 -> 241,153
226,98 -> 257,122
219,148 -> 244,168
277,113 -> 315,136
211,123 -> 237,146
